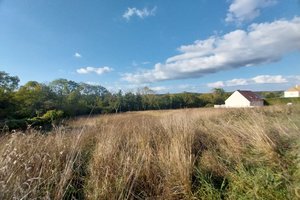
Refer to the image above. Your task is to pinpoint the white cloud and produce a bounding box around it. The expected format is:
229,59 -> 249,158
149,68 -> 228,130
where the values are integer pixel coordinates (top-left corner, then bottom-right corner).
74,52 -> 82,58
207,81 -> 225,88
226,78 -> 249,86
226,0 -> 277,24
123,6 -> 157,21
85,81 -> 101,86
76,66 -> 113,75
207,75 -> 288,87
149,86 -> 168,92
252,75 -> 287,84
123,17 -> 300,83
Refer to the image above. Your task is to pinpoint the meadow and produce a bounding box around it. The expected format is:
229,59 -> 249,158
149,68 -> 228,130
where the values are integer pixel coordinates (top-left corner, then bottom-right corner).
0,106 -> 300,199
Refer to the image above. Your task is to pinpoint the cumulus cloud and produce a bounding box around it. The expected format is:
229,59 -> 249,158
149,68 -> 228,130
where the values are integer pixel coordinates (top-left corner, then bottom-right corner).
76,66 -> 113,75
123,6 -> 157,21
207,75 -> 288,88
123,17 -> 300,83
226,0 -> 277,23
74,52 -> 82,58
252,75 -> 287,84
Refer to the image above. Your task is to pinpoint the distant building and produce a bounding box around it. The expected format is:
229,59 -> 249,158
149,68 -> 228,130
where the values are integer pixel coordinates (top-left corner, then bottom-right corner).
224,90 -> 264,108
284,85 -> 300,98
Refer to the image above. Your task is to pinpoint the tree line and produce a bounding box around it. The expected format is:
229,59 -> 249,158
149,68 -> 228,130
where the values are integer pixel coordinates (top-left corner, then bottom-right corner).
1,71 -> 230,130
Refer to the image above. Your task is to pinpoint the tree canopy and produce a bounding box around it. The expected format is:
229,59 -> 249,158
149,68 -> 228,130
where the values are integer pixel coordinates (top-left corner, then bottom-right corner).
0,71 -> 19,92
0,70 -> 235,131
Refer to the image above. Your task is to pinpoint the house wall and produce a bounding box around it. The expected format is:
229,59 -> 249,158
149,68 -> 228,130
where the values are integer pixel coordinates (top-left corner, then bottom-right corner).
250,100 -> 264,107
284,91 -> 300,98
225,91 -> 250,107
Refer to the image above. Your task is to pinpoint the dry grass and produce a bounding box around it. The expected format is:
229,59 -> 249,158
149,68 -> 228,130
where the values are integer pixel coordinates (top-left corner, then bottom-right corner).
0,106 -> 300,199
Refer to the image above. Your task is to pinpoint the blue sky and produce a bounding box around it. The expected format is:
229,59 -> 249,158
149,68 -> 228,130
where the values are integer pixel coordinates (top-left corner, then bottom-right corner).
0,0 -> 300,93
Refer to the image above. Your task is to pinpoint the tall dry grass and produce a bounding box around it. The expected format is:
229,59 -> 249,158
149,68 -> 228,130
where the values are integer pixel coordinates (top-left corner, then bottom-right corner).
0,106 -> 300,199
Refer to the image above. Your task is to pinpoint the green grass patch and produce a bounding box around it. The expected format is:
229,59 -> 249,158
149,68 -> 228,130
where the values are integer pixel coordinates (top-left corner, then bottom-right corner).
265,97 -> 300,105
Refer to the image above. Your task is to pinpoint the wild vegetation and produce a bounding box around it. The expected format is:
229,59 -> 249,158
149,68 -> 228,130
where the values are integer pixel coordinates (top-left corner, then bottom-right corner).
265,97 -> 300,105
0,105 -> 299,199
0,71 -> 231,131
1,70 -> 293,131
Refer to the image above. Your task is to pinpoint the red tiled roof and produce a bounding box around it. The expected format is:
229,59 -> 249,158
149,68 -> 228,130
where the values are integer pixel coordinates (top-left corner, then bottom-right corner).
237,90 -> 263,102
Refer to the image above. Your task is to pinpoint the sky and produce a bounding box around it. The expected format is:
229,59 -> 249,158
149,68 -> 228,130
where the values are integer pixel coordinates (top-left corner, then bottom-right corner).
0,0 -> 300,93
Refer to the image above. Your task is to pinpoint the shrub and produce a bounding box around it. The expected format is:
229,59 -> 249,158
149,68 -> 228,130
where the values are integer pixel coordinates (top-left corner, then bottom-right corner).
25,110 -> 64,130
41,110 -> 64,122
1,119 -> 27,131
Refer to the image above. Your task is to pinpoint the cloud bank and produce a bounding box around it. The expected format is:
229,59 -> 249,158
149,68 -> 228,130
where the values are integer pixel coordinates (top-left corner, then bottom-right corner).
207,75 -> 288,88
76,66 -> 113,75
226,0 -> 277,23
123,17 -> 300,83
123,7 -> 157,21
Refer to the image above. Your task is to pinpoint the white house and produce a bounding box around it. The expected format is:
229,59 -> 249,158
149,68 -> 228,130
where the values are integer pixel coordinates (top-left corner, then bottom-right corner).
284,85 -> 300,98
224,90 -> 264,108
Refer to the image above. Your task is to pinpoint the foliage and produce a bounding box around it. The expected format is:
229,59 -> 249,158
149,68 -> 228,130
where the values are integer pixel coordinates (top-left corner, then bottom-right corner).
41,110 -> 64,122
0,89 -> 17,119
212,88 -> 229,105
0,71 -> 19,92
1,70 -> 299,131
259,91 -> 283,98
0,70 -> 235,127
265,97 -> 300,105
14,81 -> 56,118
1,119 -> 27,131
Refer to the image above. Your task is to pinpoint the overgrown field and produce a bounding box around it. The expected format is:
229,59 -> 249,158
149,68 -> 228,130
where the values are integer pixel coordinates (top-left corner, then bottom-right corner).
1,106 -> 300,199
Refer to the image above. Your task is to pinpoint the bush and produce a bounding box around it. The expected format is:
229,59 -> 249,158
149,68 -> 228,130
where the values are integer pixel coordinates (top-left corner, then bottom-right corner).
26,110 -> 64,131
41,110 -> 64,122
1,119 -> 27,131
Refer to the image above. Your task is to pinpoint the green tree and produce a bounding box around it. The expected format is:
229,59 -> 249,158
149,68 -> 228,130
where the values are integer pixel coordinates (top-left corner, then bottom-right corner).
138,87 -> 160,110
49,79 -> 80,96
79,83 -> 109,114
0,71 -> 19,92
212,88 -> 225,96
212,88 -> 226,105
123,92 -> 141,111
181,92 -> 197,108
172,94 -> 184,109
107,90 -> 123,113
15,81 -> 54,118
79,83 -> 109,96
0,89 -> 16,119
158,94 -> 172,109
0,71 -> 20,119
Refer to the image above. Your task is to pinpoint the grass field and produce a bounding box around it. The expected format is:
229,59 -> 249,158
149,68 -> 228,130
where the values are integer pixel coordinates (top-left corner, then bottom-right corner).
0,106 -> 300,199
